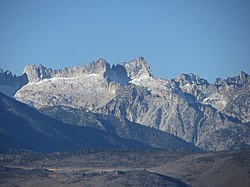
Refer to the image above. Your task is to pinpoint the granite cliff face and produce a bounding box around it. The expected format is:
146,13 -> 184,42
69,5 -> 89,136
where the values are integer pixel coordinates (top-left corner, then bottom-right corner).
15,59 -> 123,109
122,57 -> 153,79
39,105 -> 197,150
101,75 -> 250,150
2,57 -> 249,151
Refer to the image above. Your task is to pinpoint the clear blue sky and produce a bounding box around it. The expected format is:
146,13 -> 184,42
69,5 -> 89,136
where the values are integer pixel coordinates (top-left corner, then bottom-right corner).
0,0 -> 249,82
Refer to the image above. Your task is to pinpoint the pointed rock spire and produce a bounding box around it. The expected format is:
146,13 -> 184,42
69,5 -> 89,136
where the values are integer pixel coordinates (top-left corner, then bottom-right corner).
23,64 -> 40,83
239,71 -> 248,80
122,57 -> 153,79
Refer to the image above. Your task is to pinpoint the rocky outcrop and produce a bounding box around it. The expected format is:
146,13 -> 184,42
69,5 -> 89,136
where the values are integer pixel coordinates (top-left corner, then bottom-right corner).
222,86 -> 250,123
122,57 -> 153,79
172,73 -> 209,97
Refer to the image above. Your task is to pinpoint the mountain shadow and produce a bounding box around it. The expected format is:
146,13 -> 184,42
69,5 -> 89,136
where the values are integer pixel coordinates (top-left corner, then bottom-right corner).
0,92 -> 145,152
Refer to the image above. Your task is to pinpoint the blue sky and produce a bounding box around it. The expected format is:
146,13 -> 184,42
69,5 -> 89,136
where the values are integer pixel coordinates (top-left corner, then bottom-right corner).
0,0 -> 249,82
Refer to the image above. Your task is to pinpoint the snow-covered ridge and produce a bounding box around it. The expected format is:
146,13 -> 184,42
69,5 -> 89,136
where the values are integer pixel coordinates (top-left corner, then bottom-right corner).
15,72 -> 117,110
23,58 -> 110,83
26,73 -> 100,85
22,57 -> 153,85
13,57 -> 154,110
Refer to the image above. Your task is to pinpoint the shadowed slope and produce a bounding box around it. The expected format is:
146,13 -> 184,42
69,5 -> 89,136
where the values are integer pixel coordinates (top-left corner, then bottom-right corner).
0,92 -> 145,152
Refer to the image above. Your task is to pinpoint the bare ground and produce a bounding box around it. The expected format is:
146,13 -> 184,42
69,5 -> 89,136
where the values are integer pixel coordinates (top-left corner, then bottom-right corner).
0,149 -> 250,187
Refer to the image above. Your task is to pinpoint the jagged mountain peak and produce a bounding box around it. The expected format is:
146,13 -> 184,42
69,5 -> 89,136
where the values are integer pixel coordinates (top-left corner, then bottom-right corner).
5,70 -> 12,76
0,68 -> 28,96
21,57 -> 154,84
230,71 -> 249,85
174,73 -> 209,86
96,58 -> 108,65
122,57 -> 153,79
85,58 -> 111,74
23,64 -> 37,70
215,71 -> 249,86
23,64 -> 40,82
239,71 -> 248,79
0,68 -> 13,76
22,59 -> 112,83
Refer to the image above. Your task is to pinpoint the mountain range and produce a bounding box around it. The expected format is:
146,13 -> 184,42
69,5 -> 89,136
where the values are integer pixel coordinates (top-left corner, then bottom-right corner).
0,57 -> 249,152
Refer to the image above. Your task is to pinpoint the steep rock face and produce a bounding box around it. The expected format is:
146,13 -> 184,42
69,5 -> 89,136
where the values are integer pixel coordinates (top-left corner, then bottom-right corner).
122,57 -> 153,79
0,68 -> 28,96
200,72 -> 250,121
39,105 -> 197,150
172,73 -> 209,98
104,64 -> 131,85
215,72 -> 250,119
195,105 -> 250,150
101,82 -> 250,151
23,64 -> 41,83
222,86 -> 250,123
23,64 -> 54,83
101,84 -> 201,143
100,64 -> 249,150
173,71 -> 250,114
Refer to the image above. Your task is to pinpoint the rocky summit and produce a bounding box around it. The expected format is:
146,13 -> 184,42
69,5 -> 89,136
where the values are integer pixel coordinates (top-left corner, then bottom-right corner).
1,57 -> 249,151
